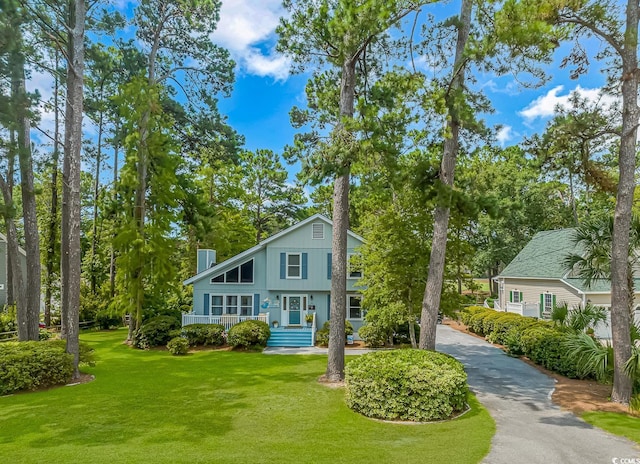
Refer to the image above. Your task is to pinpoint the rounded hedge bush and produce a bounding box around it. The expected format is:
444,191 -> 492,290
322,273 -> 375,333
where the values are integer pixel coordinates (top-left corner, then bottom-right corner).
181,323 -> 225,346
167,337 -> 190,355
358,324 -> 388,347
345,349 -> 468,422
0,341 -> 74,395
227,320 -> 270,349
133,315 -> 181,349
315,320 -> 354,346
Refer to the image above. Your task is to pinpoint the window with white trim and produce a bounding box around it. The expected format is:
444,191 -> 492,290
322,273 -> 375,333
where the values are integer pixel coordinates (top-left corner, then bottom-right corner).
226,295 -> 238,315
512,290 -> 521,303
348,253 -> 362,279
210,259 -> 254,284
347,295 -> 363,320
312,223 -> 324,239
287,253 -> 301,279
210,294 -> 253,315
240,295 -> 253,316
211,295 -> 223,315
544,293 -> 554,312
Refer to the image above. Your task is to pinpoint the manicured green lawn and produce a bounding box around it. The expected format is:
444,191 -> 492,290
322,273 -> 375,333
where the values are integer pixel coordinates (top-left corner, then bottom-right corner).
582,411 -> 640,445
0,329 -> 495,464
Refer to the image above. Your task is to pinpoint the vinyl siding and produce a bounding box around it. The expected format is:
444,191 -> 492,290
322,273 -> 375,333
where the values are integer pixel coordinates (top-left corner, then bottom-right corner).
503,278 -> 582,309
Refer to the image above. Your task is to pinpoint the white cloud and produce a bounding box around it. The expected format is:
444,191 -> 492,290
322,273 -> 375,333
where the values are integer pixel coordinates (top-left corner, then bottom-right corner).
519,85 -> 617,121
213,0 -> 291,81
496,125 -> 513,146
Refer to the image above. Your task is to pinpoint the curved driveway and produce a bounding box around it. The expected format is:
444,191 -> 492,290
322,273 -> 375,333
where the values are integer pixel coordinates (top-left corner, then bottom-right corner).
436,324 -> 639,463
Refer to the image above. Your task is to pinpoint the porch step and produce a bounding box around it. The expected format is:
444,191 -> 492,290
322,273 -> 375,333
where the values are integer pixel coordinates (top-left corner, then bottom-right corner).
267,329 -> 313,347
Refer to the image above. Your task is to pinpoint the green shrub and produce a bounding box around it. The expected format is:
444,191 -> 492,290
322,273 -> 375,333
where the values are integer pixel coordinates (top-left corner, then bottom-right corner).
180,324 -> 225,346
96,310 -> 122,330
458,306 -> 486,326
167,337 -> 190,355
520,326 -> 579,378
133,315 -> 181,349
315,320 -> 355,347
345,350 -> 468,422
0,341 -> 74,395
358,324 -> 388,348
227,320 -> 270,349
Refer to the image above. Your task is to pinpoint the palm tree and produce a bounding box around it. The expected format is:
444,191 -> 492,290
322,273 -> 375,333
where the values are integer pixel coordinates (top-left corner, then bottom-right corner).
564,216 -> 640,405
564,216 -> 640,320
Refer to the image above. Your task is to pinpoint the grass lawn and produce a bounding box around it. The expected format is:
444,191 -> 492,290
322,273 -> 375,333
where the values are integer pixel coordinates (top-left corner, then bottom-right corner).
581,411 -> 640,445
0,329 -> 495,464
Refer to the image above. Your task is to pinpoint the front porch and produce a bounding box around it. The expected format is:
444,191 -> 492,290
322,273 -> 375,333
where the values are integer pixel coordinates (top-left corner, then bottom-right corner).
181,312 -> 317,347
505,302 -> 542,318
182,313 -> 270,331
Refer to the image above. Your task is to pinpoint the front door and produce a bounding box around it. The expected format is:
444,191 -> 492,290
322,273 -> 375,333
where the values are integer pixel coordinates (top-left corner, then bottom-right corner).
285,295 -> 302,325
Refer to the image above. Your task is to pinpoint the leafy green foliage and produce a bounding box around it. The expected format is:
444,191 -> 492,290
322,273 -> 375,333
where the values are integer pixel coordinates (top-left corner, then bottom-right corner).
357,324 -> 388,348
315,320 -> 354,346
0,306 -> 17,336
227,320 -> 270,349
132,315 -> 181,349
345,350 -> 468,422
0,341 -> 73,395
180,323 -> 225,347
96,310 -> 122,330
167,337 -> 190,356
240,149 -> 305,242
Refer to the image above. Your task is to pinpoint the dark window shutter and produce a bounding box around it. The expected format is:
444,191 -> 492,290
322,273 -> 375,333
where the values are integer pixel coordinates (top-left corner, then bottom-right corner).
302,253 -> 308,279
254,293 -> 260,316
327,294 -> 331,321
552,294 -> 556,308
540,294 -> 544,316
204,293 -> 210,316
327,253 -> 332,279
509,291 -> 513,303
280,253 -> 286,279
519,291 -> 523,302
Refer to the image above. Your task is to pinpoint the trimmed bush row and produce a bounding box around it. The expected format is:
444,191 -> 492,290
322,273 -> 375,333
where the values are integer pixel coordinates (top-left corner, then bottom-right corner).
178,324 -> 226,347
459,306 -> 580,378
345,349 -> 468,422
0,340 -> 95,395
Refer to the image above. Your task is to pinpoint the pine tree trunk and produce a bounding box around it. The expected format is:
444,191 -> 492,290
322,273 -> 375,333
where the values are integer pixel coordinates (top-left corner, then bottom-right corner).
45,53 -> 61,328
91,108 -> 104,295
109,123 -> 119,298
325,56 -> 356,383
62,0 -> 85,378
14,57 -> 41,341
609,0 -> 638,404
419,0 -> 472,350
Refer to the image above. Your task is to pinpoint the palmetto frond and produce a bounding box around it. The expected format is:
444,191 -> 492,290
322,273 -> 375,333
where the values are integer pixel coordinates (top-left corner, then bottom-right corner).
564,333 -> 613,381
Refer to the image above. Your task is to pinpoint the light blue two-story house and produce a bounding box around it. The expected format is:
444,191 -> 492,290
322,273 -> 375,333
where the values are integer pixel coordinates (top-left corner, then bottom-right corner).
182,214 -> 365,347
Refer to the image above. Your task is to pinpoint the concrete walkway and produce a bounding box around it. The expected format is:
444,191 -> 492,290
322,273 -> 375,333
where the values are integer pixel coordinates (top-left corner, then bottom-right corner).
436,324 -> 639,463
265,325 -> 639,463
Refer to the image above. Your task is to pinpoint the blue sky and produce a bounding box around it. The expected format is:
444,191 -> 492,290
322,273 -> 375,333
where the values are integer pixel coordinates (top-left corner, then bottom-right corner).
27,0 -> 614,182
211,0 -> 613,170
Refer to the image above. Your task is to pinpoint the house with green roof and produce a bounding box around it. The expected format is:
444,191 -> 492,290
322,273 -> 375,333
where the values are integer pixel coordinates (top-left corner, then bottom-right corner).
493,228 -> 640,339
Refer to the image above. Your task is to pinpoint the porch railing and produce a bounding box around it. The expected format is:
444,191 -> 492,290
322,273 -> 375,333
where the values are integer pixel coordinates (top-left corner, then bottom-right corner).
182,312 -> 269,331
506,302 -> 539,318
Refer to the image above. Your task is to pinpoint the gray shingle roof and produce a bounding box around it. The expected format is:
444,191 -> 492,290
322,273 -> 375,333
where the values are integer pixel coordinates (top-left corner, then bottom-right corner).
564,277 -> 640,293
499,229 -> 578,278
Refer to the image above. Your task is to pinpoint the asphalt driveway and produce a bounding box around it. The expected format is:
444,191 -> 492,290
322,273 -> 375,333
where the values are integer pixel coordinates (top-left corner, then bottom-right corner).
436,324 -> 639,464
